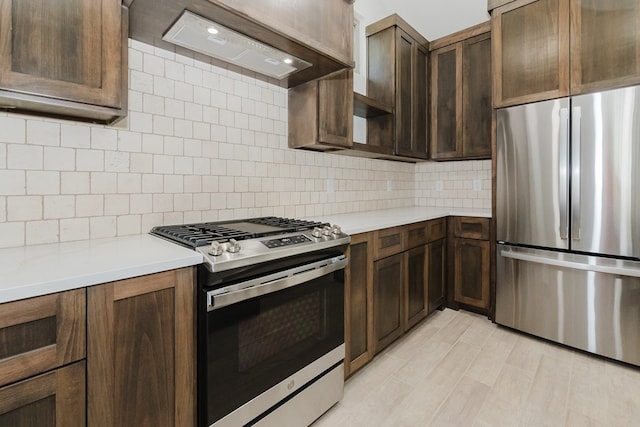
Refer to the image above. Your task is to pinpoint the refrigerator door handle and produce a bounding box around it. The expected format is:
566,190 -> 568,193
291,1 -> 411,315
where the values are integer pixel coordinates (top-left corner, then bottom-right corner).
499,250 -> 640,278
559,107 -> 570,240
571,106 -> 582,241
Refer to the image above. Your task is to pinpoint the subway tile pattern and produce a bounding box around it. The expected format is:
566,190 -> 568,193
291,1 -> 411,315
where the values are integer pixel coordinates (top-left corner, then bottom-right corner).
0,40 -> 491,249
415,160 -> 492,209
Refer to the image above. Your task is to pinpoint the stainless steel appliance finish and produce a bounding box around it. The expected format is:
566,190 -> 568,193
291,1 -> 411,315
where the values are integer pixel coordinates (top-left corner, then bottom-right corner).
197,230 -> 350,272
570,89 -> 640,257
496,85 -> 640,366
207,255 -> 348,310
496,97 -> 570,250
497,245 -> 640,366
253,364 -> 343,427
215,345 -> 345,427
150,216 -> 349,427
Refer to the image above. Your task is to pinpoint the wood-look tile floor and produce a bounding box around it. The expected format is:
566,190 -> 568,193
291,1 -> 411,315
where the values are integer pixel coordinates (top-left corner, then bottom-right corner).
313,309 -> 640,427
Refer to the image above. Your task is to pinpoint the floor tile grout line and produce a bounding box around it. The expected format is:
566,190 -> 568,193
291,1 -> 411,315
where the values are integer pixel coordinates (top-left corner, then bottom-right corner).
425,311 -> 487,426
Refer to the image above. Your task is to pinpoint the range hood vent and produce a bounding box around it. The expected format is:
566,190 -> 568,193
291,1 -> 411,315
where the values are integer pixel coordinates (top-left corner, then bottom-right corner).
163,11 -> 312,79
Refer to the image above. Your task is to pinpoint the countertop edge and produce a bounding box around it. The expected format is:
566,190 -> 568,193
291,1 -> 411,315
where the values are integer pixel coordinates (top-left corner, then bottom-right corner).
310,207 -> 492,235
0,255 -> 203,304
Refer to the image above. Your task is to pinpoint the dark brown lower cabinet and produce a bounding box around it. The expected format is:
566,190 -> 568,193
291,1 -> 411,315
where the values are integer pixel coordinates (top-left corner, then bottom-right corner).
0,360 -> 86,427
405,245 -> 428,330
449,217 -> 491,314
453,238 -> 490,310
373,253 -> 404,354
346,219 -> 450,375
427,238 -> 446,313
87,267 -> 196,427
344,232 -> 374,378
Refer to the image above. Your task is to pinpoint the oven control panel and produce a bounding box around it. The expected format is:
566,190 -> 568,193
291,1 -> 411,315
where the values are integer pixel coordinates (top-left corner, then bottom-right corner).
261,234 -> 311,248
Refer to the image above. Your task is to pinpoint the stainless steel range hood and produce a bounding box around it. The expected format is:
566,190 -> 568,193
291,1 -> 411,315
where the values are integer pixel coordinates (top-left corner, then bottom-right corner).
163,11 -> 312,79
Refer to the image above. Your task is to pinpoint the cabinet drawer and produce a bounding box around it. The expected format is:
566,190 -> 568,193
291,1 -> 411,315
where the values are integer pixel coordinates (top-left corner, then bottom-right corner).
452,217 -> 490,240
373,226 -> 406,259
0,289 -> 86,388
0,360 -> 85,426
406,222 -> 428,249
426,218 -> 446,242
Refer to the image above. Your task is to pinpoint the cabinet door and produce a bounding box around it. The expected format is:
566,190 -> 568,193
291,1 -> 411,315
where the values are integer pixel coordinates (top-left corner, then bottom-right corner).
367,26 -> 396,155
462,32 -> 492,159
87,268 -> 196,427
427,239 -> 446,314
319,70 -> 354,147
453,238 -> 490,311
0,0 -> 124,108
412,43 -> 429,159
373,253 -> 404,354
493,0 -> 570,107
344,233 -> 373,378
0,361 -> 85,427
394,29 -> 414,157
0,289 -> 85,388
570,0 -> 640,94
289,69 -> 353,150
431,43 -> 462,159
405,245 -> 428,330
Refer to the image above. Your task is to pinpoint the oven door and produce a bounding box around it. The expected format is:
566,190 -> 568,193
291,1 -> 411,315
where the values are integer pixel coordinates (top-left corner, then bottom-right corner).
200,256 -> 346,427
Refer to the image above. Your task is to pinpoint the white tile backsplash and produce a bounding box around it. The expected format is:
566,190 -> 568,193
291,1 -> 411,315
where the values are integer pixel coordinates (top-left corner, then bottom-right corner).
415,160 -> 492,209
0,39 -> 491,249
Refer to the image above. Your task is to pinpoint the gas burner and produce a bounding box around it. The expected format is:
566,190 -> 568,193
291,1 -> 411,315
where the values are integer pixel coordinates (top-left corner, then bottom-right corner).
150,217 -> 328,248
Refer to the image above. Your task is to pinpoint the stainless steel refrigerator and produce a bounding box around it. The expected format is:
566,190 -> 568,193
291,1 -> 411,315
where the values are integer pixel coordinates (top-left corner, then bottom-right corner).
496,85 -> 640,366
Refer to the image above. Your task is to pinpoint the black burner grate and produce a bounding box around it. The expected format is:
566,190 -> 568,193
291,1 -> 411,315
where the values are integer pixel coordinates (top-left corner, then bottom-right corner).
150,217 -> 327,248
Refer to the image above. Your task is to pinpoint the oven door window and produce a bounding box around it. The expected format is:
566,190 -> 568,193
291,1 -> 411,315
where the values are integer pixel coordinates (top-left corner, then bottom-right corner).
204,270 -> 344,426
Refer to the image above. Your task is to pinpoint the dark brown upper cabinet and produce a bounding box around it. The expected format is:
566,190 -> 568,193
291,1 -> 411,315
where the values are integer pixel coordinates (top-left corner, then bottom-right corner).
430,22 -> 491,160
128,0 -> 354,88
493,0 -> 640,108
288,70 -> 354,152
0,0 -> 128,124
366,15 -> 430,160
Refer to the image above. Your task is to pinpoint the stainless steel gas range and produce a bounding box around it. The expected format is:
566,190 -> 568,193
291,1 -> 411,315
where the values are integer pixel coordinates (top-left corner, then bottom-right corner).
151,217 -> 350,427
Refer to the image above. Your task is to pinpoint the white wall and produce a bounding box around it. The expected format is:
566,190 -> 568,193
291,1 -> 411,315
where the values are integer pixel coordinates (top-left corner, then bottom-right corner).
382,0 -> 490,40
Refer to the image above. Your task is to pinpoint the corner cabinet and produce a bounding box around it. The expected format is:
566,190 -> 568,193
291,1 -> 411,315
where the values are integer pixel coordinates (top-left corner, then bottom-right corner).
492,0 -> 640,107
0,0 -> 128,124
344,218 -> 447,377
0,289 -> 86,426
366,15 -> 430,160
448,217 -> 491,315
430,22 -> 492,160
87,268 -> 196,427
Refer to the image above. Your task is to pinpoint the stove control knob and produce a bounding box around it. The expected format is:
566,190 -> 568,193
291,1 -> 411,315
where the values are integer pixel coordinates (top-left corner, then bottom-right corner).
226,239 -> 241,253
209,241 -> 224,256
322,226 -> 332,236
311,227 -> 323,238
331,225 -> 342,235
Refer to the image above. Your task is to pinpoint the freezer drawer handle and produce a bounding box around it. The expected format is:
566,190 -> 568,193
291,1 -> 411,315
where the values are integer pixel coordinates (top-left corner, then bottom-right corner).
500,250 -> 640,278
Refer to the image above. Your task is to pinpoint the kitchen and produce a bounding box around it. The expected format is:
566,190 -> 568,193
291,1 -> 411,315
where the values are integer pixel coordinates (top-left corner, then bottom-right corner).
0,0 -> 639,426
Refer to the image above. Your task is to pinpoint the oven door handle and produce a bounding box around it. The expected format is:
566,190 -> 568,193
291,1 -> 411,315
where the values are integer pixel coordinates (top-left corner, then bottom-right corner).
207,256 -> 348,310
